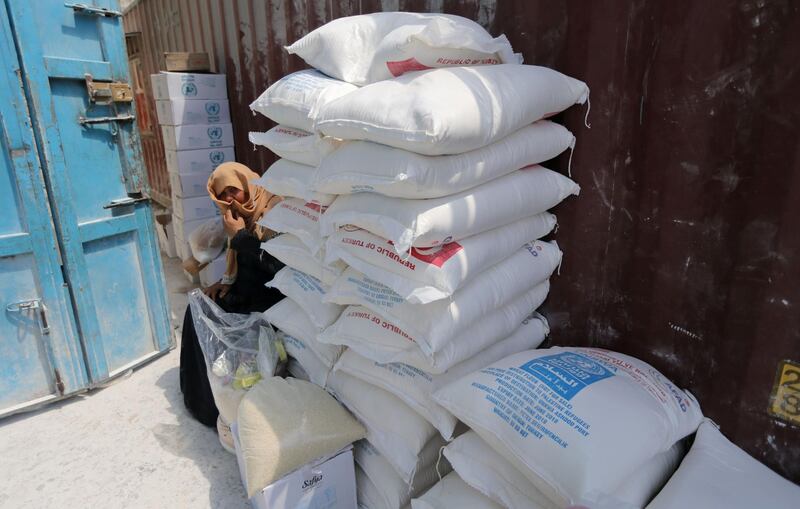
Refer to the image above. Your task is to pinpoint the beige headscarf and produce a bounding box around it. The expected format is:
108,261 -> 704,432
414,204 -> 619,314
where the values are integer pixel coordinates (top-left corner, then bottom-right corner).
207,162 -> 280,282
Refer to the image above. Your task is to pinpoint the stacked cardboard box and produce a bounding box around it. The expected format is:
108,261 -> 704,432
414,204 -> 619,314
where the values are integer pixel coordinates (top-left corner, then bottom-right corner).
150,71 -> 234,265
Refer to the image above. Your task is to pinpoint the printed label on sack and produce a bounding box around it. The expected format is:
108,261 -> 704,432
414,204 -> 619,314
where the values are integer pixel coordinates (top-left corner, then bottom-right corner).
283,334 -> 307,352
338,233 -> 463,271
278,201 -> 326,224
275,126 -> 311,138
344,274 -> 403,309
386,57 -> 433,77
291,269 -> 325,295
520,353 -> 615,401
281,71 -> 337,95
376,361 -> 432,383
345,309 -> 415,343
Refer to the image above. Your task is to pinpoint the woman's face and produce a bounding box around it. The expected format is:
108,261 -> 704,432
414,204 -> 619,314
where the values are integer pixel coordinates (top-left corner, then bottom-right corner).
218,186 -> 246,204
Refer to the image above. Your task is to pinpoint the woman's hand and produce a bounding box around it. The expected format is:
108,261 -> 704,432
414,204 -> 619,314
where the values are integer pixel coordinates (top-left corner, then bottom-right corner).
203,281 -> 231,300
222,209 -> 245,237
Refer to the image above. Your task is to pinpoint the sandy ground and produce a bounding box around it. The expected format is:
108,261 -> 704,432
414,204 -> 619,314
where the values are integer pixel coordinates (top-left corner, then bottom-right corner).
0,254 -> 248,509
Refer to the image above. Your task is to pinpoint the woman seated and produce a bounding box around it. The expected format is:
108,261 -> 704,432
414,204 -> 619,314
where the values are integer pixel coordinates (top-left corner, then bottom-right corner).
179,162 -> 284,431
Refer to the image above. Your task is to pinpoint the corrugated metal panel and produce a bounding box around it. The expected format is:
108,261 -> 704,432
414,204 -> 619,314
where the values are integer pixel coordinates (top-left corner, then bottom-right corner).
124,0 -> 800,481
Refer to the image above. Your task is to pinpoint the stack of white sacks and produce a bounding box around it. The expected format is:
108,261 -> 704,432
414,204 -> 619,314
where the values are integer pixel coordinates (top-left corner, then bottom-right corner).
249,13 -> 799,509
245,12 -> 587,508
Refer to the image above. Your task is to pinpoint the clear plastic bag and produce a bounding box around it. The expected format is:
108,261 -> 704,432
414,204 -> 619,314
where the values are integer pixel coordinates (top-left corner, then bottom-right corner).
189,217 -> 226,263
188,290 -> 283,423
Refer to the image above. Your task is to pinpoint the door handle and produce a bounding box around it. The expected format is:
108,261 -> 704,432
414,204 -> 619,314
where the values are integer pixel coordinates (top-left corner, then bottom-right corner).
78,114 -> 135,126
6,299 -> 50,335
103,194 -> 151,209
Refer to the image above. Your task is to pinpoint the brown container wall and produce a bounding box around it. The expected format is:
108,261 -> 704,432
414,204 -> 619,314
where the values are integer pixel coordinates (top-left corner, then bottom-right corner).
124,0 -> 800,481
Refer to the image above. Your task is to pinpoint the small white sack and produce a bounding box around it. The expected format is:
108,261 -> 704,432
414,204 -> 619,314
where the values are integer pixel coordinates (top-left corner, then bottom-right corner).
266,267 -> 344,330
324,213 -> 556,304
313,121 -> 574,199
433,347 -> 704,507
281,333 -> 331,388
286,12 -> 520,86
411,472 -> 503,509
316,64 -> 588,155
335,313 -> 547,441
445,431 -> 685,509
263,297 -> 343,368
251,159 -> 335,206
249,125 -> 335,167
249,69 -> 357,131
326,241 -> 561,355
444,431 -> 558,509
262,233 -> 345,286
326,371 -> 441,483
320,283 -> 550,374
647,420 -> 800,509
354,440 -> 446,509
188,217 -> 225,263
355,464 -> 384,509
321,167 -> 578,254
260,197 -> 328,254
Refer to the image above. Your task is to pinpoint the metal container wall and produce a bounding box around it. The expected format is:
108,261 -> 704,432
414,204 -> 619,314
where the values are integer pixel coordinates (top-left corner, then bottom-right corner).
124,0 -> 800,481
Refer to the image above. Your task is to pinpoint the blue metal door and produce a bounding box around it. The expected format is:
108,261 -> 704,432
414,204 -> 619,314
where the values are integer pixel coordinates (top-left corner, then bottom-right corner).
1,0 -> 171,406
0,4 -> 88,415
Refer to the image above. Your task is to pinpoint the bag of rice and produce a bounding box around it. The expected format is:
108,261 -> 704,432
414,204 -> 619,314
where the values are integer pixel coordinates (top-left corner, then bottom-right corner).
444,431 -> 557,509
325,241 -> 561,355
249,69 -> 356,131
266,267 -> 343,330
281,333 -> 332,388
251,159 -> 334,206
354,439 -> 448,509
237,377 -> 365,497
260,198 -> 329,254
286,12 -> 520,86
411,472 -> 503,509
263,297 -> 343,368
249,125 -> 337,167
326,371 -> 444,483
432,347 -> 704,507
262,233 -> 345,286
647,420 -> 800,509
320,167 -> 578,254
445,431 -> 685,509
320,284 -> 550,374
316,65 -> 588,155
324,213 -> 556,304
335,313 -> 547,441
313,121 -> 574,199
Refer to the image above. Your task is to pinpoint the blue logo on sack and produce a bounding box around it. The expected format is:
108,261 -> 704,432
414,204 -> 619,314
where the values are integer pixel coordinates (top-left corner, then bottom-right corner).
181,82 -> 197,97
205,102 -> 220,115
207,127 -> 223,140
520,352 -> 614,400
209,150 -> 225,165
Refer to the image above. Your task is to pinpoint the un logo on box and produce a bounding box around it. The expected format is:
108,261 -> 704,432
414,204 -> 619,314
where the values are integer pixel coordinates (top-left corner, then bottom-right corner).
205,102 -> 220,115
207,127 -> 223,140
209,150 -> 225,165
181,82 -> 197,97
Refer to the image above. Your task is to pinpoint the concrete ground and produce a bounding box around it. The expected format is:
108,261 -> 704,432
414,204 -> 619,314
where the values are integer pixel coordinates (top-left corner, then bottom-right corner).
0,254 -> 248,509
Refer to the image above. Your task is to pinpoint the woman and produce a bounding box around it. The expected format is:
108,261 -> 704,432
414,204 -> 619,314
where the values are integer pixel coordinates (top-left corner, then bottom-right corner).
179,162 -> 284,432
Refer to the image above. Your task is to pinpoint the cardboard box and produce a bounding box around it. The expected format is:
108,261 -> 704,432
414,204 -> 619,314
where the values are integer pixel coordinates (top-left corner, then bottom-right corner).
163,52 -> 211,72
166,147 -> 235,175
200,255 -> 227,287
173,195 -> 220,222
172,213 -> 212,244
232,424 -> 357,509
156,99 -> 231,125
161,123 -> 234,151
150,72 -> 227,100
171,171 -> 211,199
154,219 -> 177,258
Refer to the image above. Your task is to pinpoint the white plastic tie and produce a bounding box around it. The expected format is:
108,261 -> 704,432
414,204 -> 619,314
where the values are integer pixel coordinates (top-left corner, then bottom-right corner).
584,90 -> 592,129
435,445 -> 446,481
567,136 -> 576,178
